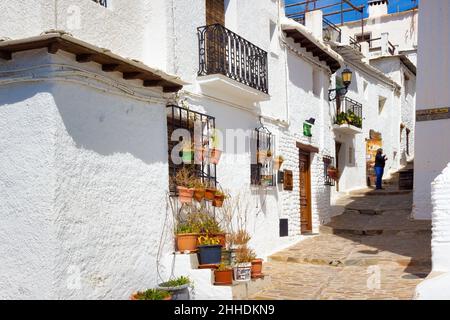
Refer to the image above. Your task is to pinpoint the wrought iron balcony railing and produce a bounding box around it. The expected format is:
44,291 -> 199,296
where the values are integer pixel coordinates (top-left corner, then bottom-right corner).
336,97 -> 363,129
198,24 -> 269,94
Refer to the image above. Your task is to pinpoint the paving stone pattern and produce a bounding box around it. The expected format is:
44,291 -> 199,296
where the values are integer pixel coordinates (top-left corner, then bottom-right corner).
250,189 -> 431,300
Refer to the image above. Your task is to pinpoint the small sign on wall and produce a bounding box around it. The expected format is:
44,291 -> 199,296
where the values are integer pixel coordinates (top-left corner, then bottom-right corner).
283,170 -> 293,191
417,107 -> 450,122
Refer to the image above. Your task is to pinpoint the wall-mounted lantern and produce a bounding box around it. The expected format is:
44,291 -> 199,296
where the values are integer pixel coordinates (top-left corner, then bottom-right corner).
329,68 -> 353,101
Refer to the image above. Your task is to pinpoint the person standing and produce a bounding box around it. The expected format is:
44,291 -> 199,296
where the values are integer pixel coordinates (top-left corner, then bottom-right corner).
374,148 -> 388,190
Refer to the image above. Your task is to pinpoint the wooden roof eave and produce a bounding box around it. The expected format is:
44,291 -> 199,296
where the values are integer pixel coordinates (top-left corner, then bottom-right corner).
284,29 -> 341,74
0,33 -> 186,93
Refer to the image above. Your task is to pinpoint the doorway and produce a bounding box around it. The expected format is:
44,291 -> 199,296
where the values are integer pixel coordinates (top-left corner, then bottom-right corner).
299,150 -> 312,234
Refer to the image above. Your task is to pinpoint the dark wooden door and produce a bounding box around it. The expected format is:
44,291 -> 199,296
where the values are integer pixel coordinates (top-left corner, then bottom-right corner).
299,151 -> 312,234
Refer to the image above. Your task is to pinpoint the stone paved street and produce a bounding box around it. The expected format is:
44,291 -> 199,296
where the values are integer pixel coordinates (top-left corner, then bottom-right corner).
251,188 -> 431,300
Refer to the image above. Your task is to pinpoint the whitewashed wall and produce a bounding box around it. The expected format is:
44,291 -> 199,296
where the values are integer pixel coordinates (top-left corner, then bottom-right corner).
413,0 -> 450,220
0,50 -> 172,299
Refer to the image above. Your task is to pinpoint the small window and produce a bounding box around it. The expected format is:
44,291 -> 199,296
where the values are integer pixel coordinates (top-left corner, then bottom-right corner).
312,69 -> 321,97
356,33 -> 372,47
348,147 -> 355,165
378,96 -> 387,114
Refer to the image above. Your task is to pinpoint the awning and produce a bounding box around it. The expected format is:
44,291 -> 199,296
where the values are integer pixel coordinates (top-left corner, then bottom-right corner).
0,31 -> 186,92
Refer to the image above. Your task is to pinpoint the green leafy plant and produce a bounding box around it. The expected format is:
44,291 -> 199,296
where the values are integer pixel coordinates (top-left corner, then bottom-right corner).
335,111 -> 362,128
159,276 -> 191,288
134,289 -> 171,300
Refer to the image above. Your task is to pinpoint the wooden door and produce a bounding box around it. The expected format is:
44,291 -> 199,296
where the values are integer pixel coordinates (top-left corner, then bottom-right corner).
206,0 -> 225,25
299,150 -> 312,234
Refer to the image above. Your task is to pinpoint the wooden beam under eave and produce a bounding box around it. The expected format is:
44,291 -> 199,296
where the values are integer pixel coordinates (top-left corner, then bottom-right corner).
163,85 -> 182,93
0,50 -> 12,60
102,64 -> 120,72
143,80 -> 165,87
76,53 -> 95,63
123,72 -> 143,80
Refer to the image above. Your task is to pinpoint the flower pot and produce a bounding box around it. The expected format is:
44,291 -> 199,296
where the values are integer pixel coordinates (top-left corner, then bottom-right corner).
193,188 -> 205,202
233,263 -> 252,282
182,149 -> 194,164
211,233 -> 226,248
177,186 -> 194,204
197,245 -> 223,265
251,259 -> 264,278
176,233 -> 199,252
214,269 -> 233,285
157,283 -> 190,301
209,148 -> 222,165
204,188 -> 216,201
212,194 -> 225,207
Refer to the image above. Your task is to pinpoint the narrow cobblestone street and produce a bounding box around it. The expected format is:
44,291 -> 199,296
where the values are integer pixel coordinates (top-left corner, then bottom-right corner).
251,187 -> 432,300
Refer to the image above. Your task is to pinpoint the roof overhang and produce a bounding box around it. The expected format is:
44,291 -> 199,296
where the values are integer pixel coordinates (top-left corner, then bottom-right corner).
281,18 -> 342,73
369,54 -> 417,76
0,32 -> 186,93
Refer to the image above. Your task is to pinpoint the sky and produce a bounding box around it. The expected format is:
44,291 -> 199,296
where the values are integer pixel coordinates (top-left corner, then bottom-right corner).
285,0 -> 419,24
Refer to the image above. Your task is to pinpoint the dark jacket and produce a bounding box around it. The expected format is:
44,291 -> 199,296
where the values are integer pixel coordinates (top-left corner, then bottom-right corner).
375,154 -> 387,168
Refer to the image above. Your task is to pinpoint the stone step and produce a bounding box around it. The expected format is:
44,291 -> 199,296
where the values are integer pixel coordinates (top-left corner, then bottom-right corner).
319,225 -> 431,236
348,189 -> 412,197
232,276 -> 272,300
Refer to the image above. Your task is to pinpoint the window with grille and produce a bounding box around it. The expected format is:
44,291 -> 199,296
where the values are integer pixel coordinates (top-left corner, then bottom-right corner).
166,105 -> 217,194
251,126 -> 276,187
323,156 -> 336,186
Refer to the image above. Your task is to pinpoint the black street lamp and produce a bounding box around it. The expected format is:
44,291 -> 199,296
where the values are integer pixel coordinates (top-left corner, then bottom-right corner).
329,68 -> 353,101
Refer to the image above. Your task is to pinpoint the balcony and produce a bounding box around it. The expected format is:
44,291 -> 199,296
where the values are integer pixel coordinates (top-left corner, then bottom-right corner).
333,97 -> 363,135
197,24 -> 269,103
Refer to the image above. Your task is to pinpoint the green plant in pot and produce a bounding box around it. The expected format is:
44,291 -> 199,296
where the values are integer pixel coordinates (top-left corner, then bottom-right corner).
175,220 -> 201,253
197,235 -> 223,266
157,276 -> 192,300
130,289 -> 172,300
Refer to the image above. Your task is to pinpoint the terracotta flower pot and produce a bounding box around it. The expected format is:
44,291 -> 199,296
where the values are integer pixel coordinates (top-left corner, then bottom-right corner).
214,269 -> 233,285
251,259 -> 264,278
176,233 -> 199,252
209,148 -> 222,165
204,188 -> 216,201
212,194 -> 225,207
177,186 -> 194,204
193,188 -> 205,202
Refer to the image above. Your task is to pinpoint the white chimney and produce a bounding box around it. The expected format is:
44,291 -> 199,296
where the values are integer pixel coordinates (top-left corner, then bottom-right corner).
368,0 -> 389,18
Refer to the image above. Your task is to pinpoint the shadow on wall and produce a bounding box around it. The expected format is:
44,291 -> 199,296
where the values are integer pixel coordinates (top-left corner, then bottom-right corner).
51,84 -> 167,165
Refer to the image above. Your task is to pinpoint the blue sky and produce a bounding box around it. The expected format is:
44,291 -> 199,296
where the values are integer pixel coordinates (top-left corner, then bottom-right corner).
285,0 -> 419,24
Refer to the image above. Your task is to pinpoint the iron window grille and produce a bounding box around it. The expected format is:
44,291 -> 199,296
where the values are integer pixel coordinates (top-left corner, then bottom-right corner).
198,24 -> 269,94
251,125 -> 276,187
92,0 -> 108,7
167,105 -> 217,194
323,155 -> 336,187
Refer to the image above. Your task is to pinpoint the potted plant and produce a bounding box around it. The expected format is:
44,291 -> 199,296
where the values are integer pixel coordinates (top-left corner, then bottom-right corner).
197,235 -> 223,265
175,220 -> 200,253
251,258 -> 264,279
199,213 -> 226,248
327,166 -> 339,180
233,246 -> 254,282
157,276 -> 192,300
214,263 -> 233,286
130,289 -> 172,300
273,155 -> 285,171
213,190 -> 226,208
172,167 -> 196,204
193,180 -> 206,202
204,181 -> 217,201
209,130 -> 222,165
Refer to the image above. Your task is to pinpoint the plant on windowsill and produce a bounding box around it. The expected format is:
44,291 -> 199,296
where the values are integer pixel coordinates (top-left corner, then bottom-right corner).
157,276 -> 193,300
214,263 -> 233,286
212,189 -> 227,208
192,180 -> 206,202
130,289 -> 172,300
197,235 -> 223,266
204,180 -> 217,201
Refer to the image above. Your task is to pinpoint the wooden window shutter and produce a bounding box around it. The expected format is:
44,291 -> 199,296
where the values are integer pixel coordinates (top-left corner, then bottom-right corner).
283,170 -> 293,191
206,0 -> 225,25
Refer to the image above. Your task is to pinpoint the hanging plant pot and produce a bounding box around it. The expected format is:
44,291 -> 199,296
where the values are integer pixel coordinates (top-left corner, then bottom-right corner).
193,187 -> 205,202
214,269 -> 233,286
233,263 -> 252,282
209,148 -> 222,165
327,167 -> 339,180
176,233 -> 199,252
204,188 -> 216,201
212,193 -> 225,207
177,186 -> 194,204
251,259 -> 264,279
197,245 -> 223,265
182,149 -> 194,164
